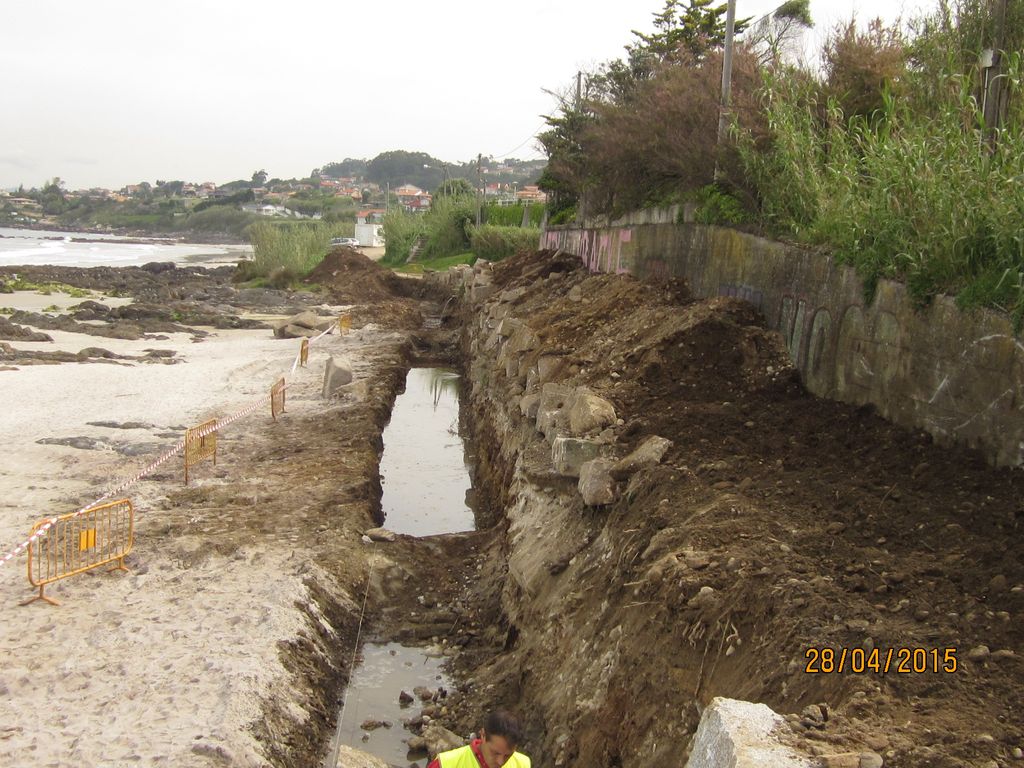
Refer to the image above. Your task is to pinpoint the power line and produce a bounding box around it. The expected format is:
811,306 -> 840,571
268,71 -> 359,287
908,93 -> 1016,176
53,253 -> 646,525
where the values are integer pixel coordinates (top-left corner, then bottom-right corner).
491,122 -> 548,160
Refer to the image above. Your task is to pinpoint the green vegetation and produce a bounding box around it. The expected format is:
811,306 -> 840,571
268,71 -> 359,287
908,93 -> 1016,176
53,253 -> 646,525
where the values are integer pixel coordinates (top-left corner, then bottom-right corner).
469,225 -> 542,261
483,203 -> 545,227
737,4 -> 1024,320
395,252 -> 477,274
381,195 -> 474,265
0,277 -> 91,297
539,0 -> 1024,320
239,221 -> 355,287
383,194 -> 541,267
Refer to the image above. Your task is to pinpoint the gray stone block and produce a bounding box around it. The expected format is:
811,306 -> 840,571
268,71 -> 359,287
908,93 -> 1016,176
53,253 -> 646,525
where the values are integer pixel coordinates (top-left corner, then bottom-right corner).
520,393 -> 543,420
578,458 -> 618,505
551,437 -> 604,478
611,435 -> 674,479
322,355 -> 354,397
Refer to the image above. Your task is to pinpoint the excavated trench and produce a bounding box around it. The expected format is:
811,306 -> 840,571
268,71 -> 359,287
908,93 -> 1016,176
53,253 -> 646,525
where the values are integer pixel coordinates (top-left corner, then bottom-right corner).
290,249 -> 1022,768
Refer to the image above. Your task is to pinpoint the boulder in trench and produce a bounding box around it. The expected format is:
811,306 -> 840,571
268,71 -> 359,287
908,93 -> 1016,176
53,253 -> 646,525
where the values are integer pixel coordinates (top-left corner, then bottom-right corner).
422,722 -> 464,758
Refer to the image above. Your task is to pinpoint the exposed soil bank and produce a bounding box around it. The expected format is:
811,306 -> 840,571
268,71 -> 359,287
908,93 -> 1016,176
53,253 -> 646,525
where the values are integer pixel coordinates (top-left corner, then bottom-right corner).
437,250 -> 1023,768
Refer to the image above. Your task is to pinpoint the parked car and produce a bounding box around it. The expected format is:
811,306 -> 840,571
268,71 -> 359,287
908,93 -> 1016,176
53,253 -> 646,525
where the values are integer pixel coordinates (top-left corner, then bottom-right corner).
329,237 -> 360,248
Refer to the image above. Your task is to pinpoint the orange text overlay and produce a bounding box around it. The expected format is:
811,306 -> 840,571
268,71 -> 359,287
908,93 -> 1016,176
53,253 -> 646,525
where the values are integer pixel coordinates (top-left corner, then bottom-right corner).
804,647 -> 958,674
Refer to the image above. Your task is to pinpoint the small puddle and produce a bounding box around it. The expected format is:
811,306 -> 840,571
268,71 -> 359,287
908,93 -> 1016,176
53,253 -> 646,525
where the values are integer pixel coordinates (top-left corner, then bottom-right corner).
378,367 -> 476,536
325,642 -> 452,767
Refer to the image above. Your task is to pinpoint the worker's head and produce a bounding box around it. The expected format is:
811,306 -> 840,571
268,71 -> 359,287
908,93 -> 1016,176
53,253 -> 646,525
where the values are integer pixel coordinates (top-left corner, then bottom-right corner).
479,710 -> 523,767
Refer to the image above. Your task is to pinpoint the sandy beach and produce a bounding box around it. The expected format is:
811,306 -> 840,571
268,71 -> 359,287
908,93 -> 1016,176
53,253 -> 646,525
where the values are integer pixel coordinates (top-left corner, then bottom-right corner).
0,279 -> 395,767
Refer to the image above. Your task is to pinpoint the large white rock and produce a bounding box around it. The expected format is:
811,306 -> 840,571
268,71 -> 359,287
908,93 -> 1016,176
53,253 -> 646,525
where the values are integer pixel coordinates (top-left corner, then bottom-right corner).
333,744 -> 390,768
686,698 -> 816,768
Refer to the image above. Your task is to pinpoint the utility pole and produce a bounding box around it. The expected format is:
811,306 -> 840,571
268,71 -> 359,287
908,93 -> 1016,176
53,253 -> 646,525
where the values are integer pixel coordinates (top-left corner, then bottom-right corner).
576,70 -> 583,107
715,0 -> 737,180
982,0 -> 1008,143
476,153 -> 483,227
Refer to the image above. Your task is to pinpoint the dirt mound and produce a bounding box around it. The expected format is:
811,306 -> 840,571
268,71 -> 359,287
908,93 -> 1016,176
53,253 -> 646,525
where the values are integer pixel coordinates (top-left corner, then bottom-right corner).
306,248 -> 407,303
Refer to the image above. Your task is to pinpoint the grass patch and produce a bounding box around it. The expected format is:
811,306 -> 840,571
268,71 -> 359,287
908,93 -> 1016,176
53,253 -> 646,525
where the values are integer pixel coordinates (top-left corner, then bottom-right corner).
394,252 -> 476,274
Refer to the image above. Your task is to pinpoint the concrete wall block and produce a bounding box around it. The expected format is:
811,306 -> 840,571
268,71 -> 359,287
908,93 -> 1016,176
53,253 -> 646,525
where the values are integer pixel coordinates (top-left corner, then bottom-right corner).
686,697 -> 815,768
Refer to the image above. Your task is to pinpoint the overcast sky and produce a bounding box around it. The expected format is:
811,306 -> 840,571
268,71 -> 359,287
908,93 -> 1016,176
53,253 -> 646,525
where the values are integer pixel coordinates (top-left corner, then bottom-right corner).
1,0 -> 938,190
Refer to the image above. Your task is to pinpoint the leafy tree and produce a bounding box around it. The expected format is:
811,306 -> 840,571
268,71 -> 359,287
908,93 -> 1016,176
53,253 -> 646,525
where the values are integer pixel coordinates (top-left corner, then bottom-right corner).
744,0 -> 813,67
366,150 -> 444,189
434,178 -> 475,198
321,158 -> 368,178
251,169 -> 268,186
590,0 -> 750,104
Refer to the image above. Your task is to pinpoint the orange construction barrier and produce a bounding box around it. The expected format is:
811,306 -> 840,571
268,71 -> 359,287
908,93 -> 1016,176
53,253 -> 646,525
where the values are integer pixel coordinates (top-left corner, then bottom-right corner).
271,377 -> 286,420
184,418 -> 218,484
300,338 -> 309,367
21,498 -> 134,606
338,312 -> 352,335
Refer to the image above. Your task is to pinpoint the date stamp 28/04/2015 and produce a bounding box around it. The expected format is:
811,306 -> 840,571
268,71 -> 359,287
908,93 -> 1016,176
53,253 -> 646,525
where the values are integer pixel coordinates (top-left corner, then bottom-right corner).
804,646 -> 959,674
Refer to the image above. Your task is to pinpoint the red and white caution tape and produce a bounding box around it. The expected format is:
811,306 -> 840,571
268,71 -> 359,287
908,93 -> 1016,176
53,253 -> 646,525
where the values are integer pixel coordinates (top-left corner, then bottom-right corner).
1,319 -> 343,569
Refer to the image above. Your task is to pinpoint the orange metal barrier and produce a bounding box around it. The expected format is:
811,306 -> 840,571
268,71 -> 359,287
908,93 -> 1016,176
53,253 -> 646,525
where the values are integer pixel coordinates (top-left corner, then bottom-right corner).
21,498 -> 134,606
184,418 -> 218,484
300,338 -> 309,367
338,313 -> 352,335
271,377 -> 286,420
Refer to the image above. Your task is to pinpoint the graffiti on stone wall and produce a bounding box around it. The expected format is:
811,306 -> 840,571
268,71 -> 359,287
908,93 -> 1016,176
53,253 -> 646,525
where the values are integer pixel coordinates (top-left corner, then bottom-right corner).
616,229 -> 631,274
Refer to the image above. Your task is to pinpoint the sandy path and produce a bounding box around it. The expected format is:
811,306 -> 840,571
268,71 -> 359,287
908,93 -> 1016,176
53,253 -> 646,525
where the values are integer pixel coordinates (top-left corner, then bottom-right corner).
0,310 -> 380,767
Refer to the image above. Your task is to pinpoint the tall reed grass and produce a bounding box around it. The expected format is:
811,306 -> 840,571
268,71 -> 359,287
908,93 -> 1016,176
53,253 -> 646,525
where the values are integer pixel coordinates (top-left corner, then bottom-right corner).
740,33 -> 1024,322
244,221 -> 354,285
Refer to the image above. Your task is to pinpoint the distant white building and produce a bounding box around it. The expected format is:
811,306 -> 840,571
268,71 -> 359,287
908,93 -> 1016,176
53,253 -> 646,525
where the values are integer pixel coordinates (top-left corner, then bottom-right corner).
355,208 -> 386,246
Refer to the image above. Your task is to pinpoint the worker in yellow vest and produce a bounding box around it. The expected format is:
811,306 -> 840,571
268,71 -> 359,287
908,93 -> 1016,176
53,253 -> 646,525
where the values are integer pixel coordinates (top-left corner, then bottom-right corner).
427,710 -> 531,768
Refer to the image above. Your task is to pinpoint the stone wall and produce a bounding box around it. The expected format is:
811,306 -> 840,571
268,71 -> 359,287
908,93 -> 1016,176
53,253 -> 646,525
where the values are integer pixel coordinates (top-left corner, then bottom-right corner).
542,211 -> 1024,467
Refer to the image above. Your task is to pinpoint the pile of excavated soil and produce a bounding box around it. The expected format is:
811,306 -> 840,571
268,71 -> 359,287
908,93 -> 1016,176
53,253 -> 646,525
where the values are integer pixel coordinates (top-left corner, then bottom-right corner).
444,248 -> 1024,768
306,249 -> 432,329
306,248 -> 408,303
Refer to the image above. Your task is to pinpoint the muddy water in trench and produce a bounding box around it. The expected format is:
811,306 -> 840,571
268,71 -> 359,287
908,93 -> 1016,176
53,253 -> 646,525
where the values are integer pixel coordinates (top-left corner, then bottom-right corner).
378,367 -> 476,536
326,368 -> 474,765
326,642 -> 453,766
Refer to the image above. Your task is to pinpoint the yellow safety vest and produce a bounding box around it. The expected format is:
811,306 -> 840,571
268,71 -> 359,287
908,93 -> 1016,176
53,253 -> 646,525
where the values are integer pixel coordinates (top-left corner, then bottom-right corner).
436,744 -> 531,768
